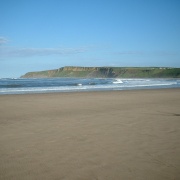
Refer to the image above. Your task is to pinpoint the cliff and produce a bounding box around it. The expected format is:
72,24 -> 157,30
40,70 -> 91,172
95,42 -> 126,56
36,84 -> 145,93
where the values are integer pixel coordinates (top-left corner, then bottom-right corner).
21,66 -> 180,78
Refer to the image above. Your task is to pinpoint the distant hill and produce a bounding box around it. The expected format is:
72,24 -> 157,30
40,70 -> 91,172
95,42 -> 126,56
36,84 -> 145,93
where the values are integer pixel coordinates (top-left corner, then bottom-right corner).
21,66 -> 180,78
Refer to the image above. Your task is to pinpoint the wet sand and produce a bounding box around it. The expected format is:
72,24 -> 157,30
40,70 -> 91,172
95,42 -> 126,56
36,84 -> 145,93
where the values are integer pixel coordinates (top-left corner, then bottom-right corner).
0,89 -> 180,180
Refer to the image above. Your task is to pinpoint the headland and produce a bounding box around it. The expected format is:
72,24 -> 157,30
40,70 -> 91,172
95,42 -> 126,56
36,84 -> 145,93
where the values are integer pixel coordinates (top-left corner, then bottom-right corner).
21,66 -> 180,78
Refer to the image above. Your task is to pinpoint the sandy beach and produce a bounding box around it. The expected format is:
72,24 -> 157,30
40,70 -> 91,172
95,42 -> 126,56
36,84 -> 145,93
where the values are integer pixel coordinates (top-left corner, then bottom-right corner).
0,89 -> 180,180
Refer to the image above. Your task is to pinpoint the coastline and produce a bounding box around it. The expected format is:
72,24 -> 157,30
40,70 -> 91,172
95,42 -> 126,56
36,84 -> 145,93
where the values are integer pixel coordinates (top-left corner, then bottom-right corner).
0,89 -> 180,179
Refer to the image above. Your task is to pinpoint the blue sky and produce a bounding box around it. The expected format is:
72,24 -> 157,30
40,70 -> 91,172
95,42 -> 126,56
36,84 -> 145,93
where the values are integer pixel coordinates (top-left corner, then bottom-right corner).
0,0 -> 180,77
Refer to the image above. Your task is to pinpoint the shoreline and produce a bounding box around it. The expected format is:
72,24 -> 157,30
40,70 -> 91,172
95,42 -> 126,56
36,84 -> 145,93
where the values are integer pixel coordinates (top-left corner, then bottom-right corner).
0,86 -> 180,96
0,88 -> 180,179
1,78 -> 179,96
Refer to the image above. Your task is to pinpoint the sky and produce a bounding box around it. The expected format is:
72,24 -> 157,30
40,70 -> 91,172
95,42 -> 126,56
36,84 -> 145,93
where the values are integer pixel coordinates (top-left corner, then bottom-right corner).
0,0 -> 180,77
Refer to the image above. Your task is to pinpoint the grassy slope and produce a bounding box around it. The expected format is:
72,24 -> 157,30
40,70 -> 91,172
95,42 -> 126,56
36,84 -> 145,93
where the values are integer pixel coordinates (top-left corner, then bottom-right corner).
21,67 -> 180,78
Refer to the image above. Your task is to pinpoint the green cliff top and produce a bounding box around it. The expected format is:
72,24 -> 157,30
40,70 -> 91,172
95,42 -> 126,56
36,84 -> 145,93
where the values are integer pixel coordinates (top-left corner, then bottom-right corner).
21,66 -> 180,78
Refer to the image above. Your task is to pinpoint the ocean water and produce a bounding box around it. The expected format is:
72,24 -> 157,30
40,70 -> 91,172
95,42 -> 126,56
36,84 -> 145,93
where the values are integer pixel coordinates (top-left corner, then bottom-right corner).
0,78 -> 179,95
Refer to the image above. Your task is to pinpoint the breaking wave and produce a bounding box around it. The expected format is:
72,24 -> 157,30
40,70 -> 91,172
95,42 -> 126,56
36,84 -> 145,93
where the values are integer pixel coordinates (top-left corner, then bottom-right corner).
0,78 -> 179,94
113,79 -> 123,84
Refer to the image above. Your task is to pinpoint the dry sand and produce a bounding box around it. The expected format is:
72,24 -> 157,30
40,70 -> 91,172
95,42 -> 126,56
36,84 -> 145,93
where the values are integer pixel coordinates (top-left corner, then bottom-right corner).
0,89 -> 180,180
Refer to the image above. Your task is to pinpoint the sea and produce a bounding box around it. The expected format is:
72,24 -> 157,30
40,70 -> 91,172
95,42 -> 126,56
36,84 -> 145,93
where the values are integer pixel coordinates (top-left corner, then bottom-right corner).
0,78 -> 180,95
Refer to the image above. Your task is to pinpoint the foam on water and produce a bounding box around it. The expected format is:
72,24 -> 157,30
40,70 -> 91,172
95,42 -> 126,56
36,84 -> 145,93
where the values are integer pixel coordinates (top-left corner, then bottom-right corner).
113,79 -> 123,84
0,78 -> 179,94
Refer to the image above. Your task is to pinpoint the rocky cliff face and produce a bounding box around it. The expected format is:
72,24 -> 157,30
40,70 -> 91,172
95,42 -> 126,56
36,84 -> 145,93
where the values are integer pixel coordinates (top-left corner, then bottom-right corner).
21,66 -> 116,78
60,66 -> 99,71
